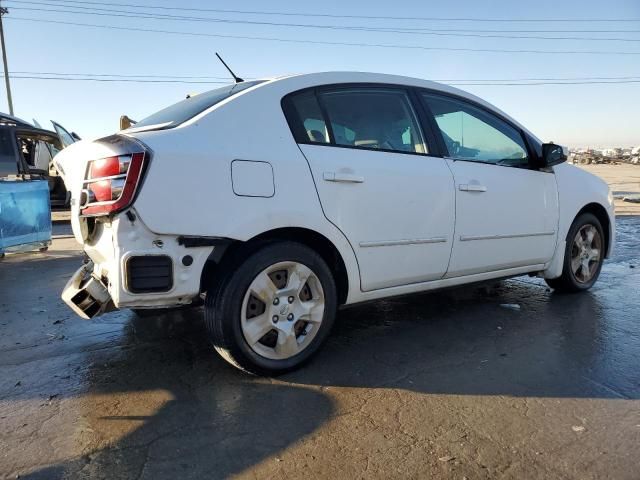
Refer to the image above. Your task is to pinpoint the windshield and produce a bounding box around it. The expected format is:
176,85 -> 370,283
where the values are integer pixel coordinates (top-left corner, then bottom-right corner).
133,81 -> 265,130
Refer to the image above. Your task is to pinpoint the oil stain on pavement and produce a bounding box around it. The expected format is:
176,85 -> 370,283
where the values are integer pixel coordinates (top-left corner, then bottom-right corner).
1,217 -> 639,479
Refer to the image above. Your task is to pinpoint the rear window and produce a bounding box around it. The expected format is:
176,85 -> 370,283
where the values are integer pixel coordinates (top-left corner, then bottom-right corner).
133,80 -> 265,130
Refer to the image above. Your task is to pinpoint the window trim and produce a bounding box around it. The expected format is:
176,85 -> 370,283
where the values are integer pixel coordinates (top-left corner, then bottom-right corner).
281,83 -> 439,158
415,88 -> 540,170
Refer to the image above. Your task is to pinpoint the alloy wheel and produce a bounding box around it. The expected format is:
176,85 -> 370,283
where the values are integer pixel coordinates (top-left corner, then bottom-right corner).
570,224 -> 602,284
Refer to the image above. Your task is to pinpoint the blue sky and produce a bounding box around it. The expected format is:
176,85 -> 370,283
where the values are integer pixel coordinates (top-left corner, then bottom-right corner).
1,0 -> 639,147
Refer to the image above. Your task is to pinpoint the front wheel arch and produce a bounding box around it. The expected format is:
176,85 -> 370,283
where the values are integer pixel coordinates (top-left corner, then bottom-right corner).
575,202 -> 611,258
546,212 -> 605,292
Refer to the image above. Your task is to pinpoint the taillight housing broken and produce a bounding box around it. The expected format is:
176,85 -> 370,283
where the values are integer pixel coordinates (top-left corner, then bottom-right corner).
80,152 -> 146,216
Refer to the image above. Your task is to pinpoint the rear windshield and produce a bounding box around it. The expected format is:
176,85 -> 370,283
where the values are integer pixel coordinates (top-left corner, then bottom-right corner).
133,80 -> 265,129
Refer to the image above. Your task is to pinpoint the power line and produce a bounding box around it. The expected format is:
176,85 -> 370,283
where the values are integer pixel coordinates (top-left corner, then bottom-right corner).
438,76 -> 640,82
450,80 -> 640,86
7,16 -> 640,56
10,0 -> 640,23
6,75 -> 229,83
5,74 -> 640,86
3,70 -> 241,80
4,70 -> 640,83
11,1 -> 640,33
6,3 -> 640,43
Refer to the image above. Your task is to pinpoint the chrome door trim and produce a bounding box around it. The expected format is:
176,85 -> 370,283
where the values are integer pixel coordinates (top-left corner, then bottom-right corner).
359,237 -> 448,248
459,231 -> 556,242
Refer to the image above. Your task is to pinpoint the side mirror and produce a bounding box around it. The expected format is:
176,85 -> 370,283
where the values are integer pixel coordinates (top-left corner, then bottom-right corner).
541,142 -> 568,167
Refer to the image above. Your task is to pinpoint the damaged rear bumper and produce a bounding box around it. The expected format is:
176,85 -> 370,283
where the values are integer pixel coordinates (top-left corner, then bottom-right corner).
61,262 -> 115,319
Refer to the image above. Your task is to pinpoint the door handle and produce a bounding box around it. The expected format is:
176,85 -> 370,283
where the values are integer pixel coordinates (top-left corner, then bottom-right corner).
459,184 -> 487,192
323,172 -> 364,183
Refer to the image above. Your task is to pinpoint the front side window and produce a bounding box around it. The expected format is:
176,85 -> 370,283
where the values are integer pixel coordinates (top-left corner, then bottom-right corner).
422,94 -> 529,167
318,88 -> 427,154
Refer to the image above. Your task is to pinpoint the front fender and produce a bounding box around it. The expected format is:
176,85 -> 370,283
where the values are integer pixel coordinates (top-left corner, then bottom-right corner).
553,163 -> 615,258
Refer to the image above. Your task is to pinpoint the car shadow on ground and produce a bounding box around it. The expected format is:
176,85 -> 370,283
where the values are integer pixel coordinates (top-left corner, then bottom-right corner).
20,267 -> 640,478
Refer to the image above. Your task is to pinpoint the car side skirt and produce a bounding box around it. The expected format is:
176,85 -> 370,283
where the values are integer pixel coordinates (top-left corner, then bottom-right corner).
348,264 -> 546,304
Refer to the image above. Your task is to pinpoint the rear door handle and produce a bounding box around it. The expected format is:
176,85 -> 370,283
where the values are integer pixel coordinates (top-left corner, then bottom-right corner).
459,184 -> 487,192
323,172 -> 365,183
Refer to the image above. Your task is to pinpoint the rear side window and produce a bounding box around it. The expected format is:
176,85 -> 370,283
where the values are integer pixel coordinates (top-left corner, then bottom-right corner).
318,88 -> 426,154
134,80 -> 265,130
284,87 -> 427,155
284,91 -> 329,144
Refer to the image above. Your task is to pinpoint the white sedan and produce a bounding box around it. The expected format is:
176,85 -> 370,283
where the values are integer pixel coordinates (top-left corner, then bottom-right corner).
56,72 -> 615,375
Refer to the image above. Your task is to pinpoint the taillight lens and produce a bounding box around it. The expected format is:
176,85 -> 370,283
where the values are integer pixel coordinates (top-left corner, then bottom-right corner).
81,152 -> 146,216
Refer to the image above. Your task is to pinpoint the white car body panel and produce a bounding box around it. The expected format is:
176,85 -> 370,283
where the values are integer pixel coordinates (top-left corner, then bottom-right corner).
548,162 -> 615,258
300,144 -> 455,291
54,71 -> 614,314
445,159 -> 559,277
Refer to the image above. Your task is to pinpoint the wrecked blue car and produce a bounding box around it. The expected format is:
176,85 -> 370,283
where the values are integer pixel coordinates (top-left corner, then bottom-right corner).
0,123 -> 52,258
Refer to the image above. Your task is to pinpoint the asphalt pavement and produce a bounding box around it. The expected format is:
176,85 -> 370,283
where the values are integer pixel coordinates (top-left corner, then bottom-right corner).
1,218 -> 639,479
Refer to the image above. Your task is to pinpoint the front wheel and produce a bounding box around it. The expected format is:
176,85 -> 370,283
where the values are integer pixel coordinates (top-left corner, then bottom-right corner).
546,213 -> 605,293
205,242 -> 337,376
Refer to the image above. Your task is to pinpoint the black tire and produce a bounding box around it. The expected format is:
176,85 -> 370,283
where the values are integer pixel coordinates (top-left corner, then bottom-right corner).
546,213 -> 605,293
205,241 -> 337,376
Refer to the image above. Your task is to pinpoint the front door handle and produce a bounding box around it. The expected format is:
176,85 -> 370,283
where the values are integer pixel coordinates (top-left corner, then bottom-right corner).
323,172 -> 365,183
459,184 -> 487,192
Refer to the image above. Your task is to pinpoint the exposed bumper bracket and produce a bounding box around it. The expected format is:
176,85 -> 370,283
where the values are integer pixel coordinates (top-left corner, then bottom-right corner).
61,262 -> 115,319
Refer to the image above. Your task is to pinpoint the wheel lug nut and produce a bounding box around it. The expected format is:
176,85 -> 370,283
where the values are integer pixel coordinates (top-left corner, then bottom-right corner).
272,315 -> 279,323
287,313 -> 294,321
273,298 -> 280,305
288,296 -> 294,304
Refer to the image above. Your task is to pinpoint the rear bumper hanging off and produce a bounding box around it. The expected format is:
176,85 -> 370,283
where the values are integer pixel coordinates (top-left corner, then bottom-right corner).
61,262 -> 115,319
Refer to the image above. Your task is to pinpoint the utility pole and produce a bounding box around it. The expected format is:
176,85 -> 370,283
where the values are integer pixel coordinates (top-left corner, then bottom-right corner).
0,1 -> 13,115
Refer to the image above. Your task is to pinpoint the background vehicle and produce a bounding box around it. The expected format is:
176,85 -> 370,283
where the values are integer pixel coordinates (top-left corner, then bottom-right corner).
0,119 -> 52,258
55,72 -> 615,375
0,114 -> 79,207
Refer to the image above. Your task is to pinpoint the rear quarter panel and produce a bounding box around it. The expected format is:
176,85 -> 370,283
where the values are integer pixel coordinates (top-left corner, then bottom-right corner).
129,82 -> 362,301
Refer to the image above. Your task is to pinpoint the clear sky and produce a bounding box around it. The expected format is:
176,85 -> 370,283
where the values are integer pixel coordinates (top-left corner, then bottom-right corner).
1,0 -> 639,147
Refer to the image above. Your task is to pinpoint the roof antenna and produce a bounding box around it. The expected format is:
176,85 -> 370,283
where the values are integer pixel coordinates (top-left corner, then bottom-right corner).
215,52 -> 244,83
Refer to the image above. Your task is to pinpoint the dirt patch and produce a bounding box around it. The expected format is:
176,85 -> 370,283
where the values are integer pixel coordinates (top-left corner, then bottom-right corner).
576,163 -> 640,215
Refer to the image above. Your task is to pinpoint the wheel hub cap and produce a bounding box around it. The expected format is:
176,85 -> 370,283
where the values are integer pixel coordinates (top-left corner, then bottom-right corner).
241,261 -> 325,360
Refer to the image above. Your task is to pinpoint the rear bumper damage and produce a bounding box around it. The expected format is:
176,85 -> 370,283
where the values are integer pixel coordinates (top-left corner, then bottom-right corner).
62,211 -> 215,319
61,262 -> 115,319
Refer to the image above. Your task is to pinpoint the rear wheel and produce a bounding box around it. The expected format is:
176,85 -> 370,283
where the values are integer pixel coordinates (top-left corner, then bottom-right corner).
546,213 -> 605,292
205,242 -> 337,376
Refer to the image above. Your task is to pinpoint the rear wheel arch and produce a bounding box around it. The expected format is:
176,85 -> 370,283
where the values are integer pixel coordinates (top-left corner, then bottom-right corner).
200,227 -> 349,305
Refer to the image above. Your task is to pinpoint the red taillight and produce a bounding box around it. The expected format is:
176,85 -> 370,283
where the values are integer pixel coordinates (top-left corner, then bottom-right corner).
81,152 -> 146,216
90,156 -> 121,178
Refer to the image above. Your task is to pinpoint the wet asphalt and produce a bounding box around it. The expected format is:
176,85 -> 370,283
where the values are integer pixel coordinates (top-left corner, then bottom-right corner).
1,218 -> 639,479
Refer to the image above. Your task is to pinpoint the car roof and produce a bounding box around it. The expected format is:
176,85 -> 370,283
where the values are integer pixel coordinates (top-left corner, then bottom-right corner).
260,71 -> 540,143
0,112 -> 34,128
